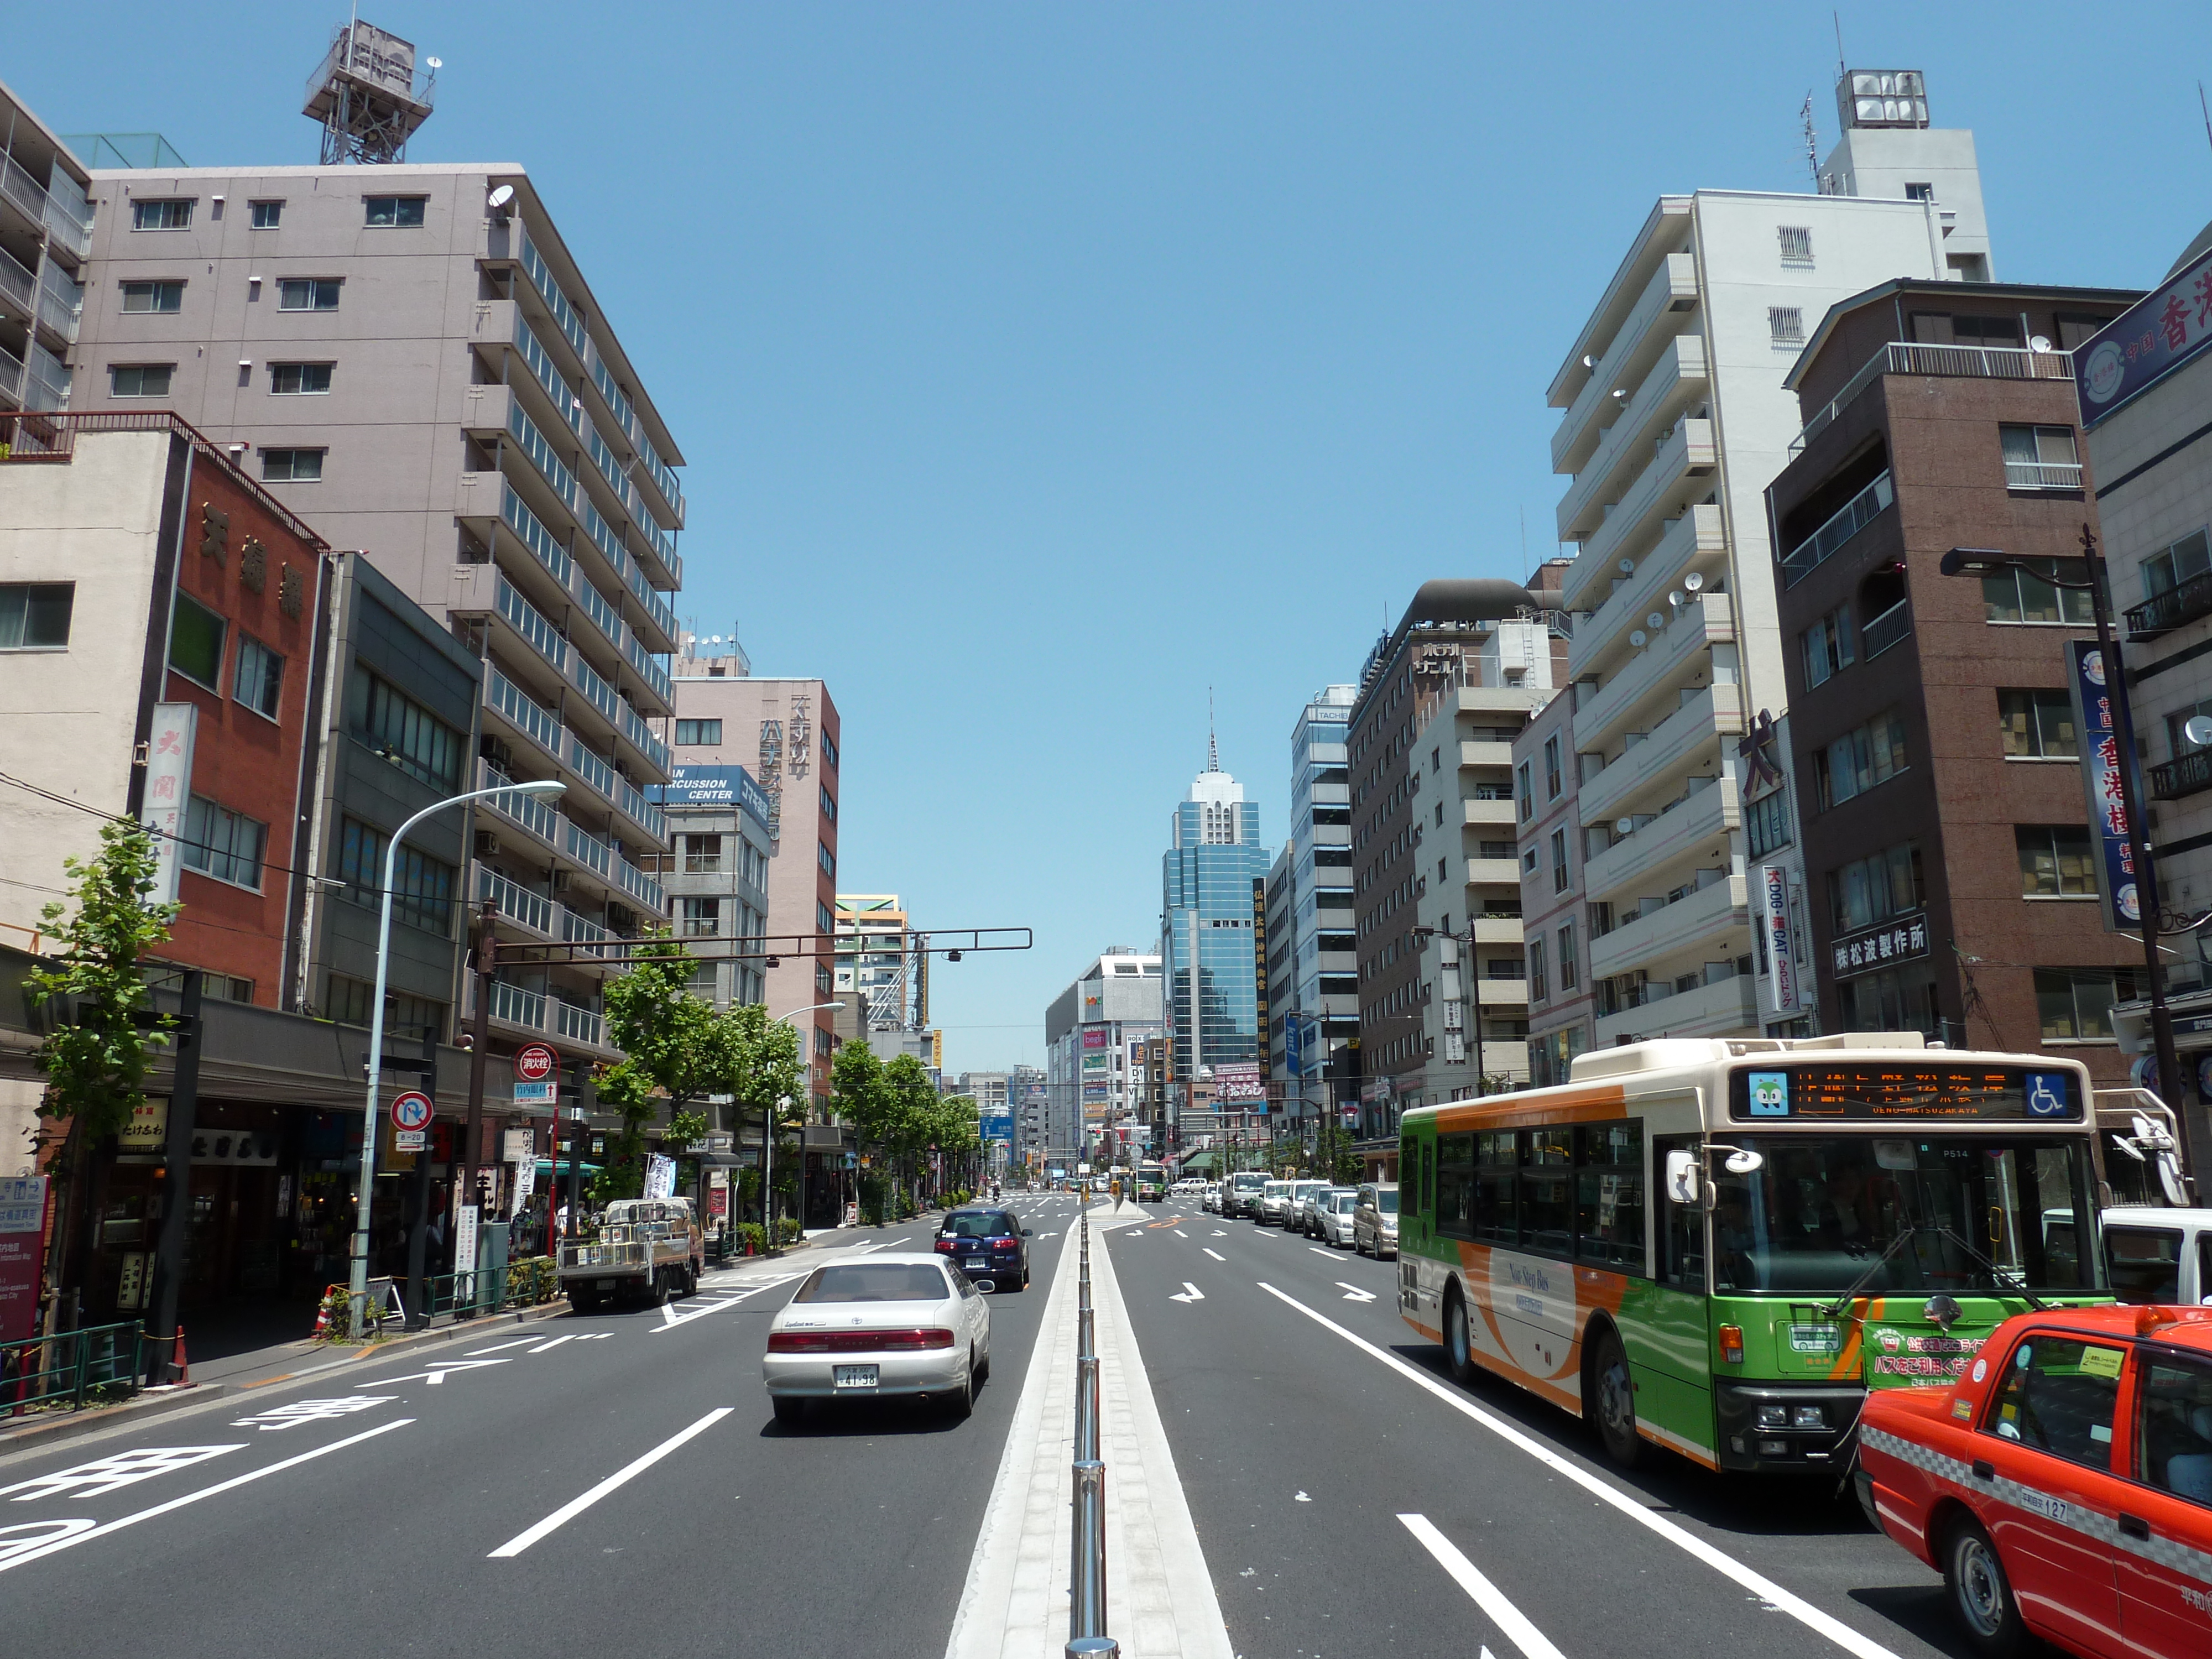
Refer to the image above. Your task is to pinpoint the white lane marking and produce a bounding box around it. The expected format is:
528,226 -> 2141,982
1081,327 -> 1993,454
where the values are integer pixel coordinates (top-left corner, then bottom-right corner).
1211,1230 -> 1226,1237
1336,1282 -> 1376,1303
526,1333 -> 579,1355
1293,1490 -> 1311,1503
489,1408 -> 734,1558
1175,1229 -> 1190,1238
1259,1285 -> 1907,1659
1399,1514 -> 1567,1659
1203,1249 -> 1227,1262
364,1359 -> 512,1386
651,1276 -> 804,1334
1169,1281 -> 1206,1304
1307,1247 -> 1335,1258
465,1336 -> 543,1357
0,1418 -> 414,1575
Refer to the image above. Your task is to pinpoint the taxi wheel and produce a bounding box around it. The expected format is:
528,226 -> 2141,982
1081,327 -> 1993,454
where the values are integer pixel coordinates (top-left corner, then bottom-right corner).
1943,1518 -> 2024,1656
1589,1330 -> 1642,1469
1444,1291 -> 1478,1386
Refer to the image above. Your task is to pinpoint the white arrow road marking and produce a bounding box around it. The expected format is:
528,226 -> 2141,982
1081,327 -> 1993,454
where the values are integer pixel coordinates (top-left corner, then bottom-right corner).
1169,1281 -> 1206,1303
1211,1229 -> 1226,1237
1293,1490 -> 1311,1502
1399,1515 -> 1567,1659
364,1359 -> 512,1386
1203,1249 -> 1227,1262
0,1418 -> 413,1575
489,1408 -> 733,1558
653,1276 -> 804,1334
1337,1282 -> 1376,1303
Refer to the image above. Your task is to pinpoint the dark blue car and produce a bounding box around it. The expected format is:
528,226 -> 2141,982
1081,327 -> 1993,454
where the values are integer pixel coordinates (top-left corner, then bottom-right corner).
934,1207 -> 1031,1291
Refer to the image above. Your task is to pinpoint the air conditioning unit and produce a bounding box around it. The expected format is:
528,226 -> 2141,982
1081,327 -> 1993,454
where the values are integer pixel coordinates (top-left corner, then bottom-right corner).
474,831 -> 502,858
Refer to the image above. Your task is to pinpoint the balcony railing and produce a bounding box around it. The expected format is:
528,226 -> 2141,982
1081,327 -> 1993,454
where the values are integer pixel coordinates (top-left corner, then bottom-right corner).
508,400 -> 580,514
0,342 -> 23,406
555,1001 -> 605,1048
477,864 -> 554,935
519,234 -> 588,359
618,700 -> 672,775
613,851 -> 662,912
495,571 -> 568,677
2004,460 -> 2085,491
25,344 -> 69,413
624,632 -> 672,705
500,478 -> 574,587
2127,568 -> 2212,637
1789,341 -> 2076,457
0,247 -> 33,311
487,664 -> 562,761
1778,471 -> 1892,588
490,980 -> 547,1032
0,154 -> 51,233
513,311 -> 582,436
2152,747 -> 2212,801
1861,597 -> 1912,660
614,774 -> 667,843
563,909 -> 614,960
479,761 -> 562,846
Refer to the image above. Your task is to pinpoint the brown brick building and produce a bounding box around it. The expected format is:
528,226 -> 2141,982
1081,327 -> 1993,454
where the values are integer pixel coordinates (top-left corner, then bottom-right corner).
1765,279 -> 2143,1078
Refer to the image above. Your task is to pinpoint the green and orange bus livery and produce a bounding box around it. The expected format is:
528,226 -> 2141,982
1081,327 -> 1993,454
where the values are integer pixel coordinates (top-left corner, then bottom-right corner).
1395,1032 -> 2112,1474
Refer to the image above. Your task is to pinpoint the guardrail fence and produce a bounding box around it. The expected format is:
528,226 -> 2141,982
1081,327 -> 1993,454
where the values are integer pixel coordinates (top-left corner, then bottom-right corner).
1067,1208 -> 1118,1658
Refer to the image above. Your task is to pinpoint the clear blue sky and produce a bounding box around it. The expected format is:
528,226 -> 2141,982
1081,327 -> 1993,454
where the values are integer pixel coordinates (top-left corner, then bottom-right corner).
17,4 -> 2211,1072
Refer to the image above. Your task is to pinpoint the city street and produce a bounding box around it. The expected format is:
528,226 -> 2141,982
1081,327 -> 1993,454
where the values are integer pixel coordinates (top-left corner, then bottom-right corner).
0,1196 -> 2000,1659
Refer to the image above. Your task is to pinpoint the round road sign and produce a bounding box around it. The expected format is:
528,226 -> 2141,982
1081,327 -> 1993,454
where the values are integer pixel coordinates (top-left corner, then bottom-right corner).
390,1091 -> 434,1133
514,1044 -> 557,1083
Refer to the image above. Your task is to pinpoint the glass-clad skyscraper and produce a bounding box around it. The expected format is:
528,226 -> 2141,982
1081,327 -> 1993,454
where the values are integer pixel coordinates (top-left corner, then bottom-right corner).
1161,757 -> 1271,1130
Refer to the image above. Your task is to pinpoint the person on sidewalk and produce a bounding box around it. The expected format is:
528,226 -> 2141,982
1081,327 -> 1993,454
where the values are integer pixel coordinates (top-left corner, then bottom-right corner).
1110,1175 -> 1124,1212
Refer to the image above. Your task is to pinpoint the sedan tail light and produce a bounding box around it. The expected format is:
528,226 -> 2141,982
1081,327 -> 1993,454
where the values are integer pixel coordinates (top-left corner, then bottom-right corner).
769,1328 -> 957,1354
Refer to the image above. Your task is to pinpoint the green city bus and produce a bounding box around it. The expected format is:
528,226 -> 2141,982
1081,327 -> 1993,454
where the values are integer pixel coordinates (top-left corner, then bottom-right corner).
1396,1032 -> 2110,1474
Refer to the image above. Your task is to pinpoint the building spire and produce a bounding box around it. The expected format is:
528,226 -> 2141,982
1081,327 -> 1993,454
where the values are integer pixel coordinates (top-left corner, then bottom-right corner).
1208,687 -> 1219,774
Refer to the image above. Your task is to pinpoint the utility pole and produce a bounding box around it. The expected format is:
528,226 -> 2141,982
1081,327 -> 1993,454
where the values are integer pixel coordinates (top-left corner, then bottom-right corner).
403,1019 -> 437,1328
144,968 -> 202,1385
461,899 -> 497,1250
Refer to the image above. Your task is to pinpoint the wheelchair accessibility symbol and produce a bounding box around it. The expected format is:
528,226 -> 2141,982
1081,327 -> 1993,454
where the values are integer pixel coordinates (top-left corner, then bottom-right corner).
2025,1072 -> 2069,1118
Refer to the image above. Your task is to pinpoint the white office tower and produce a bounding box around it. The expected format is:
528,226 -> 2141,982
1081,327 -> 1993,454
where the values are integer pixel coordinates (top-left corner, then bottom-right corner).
1547,67 -> 1992,1044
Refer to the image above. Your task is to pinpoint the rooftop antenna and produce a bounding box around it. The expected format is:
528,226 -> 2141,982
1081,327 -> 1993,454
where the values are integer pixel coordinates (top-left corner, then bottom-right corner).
1802,91 -> 1819,185
1208,688 -> 1219,774
1833,9 -> 1846,77
1520,504 -> 1530,581
2200,81 -> 2212,164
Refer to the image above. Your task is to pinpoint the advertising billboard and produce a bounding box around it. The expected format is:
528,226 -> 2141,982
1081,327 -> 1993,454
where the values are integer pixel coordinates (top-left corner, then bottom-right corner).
2063,640 -> 2141,932
2073,243 -> 2212,427
649,765 -> 775,831
1760,864 -> 1798,1013
1213,1062 -> 1266,1103
1082,1028 -> 1109,1049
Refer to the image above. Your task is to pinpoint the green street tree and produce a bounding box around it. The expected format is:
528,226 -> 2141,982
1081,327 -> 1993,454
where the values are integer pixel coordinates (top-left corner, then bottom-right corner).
831,1039 -> 894,1222
881,1053 -> 939,1206
597,931 -> 724,1204
28,822 -> 179,1325
721,1002 -> 802,1227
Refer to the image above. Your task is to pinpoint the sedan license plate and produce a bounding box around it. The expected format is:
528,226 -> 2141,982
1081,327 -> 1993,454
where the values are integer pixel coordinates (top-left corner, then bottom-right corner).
595,1279 -> 615,1291
965,1257 -> 988,1271
833,1364 -> 879,1389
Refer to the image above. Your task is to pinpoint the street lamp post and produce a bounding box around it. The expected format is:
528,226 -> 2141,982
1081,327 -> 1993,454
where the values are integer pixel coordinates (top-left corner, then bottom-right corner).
768,1001 -> 843,1250
349,777 -> 565,1338
1942,533 -> 2203,1179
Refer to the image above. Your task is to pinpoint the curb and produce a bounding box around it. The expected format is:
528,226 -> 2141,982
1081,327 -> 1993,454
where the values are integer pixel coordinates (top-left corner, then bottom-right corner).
0,1382 -> 233,1458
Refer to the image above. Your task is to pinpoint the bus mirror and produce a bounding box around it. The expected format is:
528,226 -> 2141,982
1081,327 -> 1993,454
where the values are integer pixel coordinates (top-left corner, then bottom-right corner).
1721,1149 -> 1764,1176
1664,1150 -> 1701,1207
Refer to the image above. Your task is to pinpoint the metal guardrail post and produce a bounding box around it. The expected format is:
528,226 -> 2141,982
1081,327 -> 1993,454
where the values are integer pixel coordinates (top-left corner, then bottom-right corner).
1067,1459 -> 1112,1652
1074,1352 -> 1099,1463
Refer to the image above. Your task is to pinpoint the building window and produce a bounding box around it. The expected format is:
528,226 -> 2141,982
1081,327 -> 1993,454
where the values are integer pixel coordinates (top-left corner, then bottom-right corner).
337,817 -> 453,935
1557,922 -> 1578,990
324,975 -> 445,1039
2035,967 -> 2143,1041
687,957 -> 718,996
1777,225 -> 1813,265
1549,828 -> 1571,894
121,280 -> 184,314
1905,182 -> 1934,202
1839,965 -> 1942,1037
1998,688 -> 2078,759
363,196 -> 427,228
1769,306 -> 1805,346
680,896 -> 721,936
132,199 -> 194,230
0,583 -> 74,651
269,362 -> 333,395
2141,529 -> 2211,600
682,833 -> 723,874
349,665 -> 464,790
182,795 -> 267,891
168,593 -> 226,690
277,278 -> 341,311
674,718 -> 722,746
1814,710 -> 1908,809
1543,735 -> 1562,801
822,732 -> 839,771
1521,846 -> 1538,875
1829,841 -> 1923,933
820,784 -> 837,823
262,448 -> 325,482
816,899 -> 834,935
1982,559 -> 2095,625
249,200 -> 283,229
1799,603 -> 1855,688
818,841 -> 836,879
1516,760 -> 1533,822
1528,937 -> 1547,1001
233,634 -> 284,721
2000,424 -> 2084,491
109,363 -> 174,397
2017,826 -> 2097,898
1745,787 -> 1792,858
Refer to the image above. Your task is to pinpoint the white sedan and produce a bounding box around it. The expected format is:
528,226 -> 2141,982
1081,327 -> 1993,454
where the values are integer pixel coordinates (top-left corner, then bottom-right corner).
763,1255 -> 990,1425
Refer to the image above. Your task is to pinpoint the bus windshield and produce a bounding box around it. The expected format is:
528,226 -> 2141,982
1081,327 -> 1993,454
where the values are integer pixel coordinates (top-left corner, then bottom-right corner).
1710,1135 -> 2099,1296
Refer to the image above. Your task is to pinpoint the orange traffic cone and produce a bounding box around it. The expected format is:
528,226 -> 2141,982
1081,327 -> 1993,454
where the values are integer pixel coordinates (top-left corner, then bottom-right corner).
170,1327 -> 190,1386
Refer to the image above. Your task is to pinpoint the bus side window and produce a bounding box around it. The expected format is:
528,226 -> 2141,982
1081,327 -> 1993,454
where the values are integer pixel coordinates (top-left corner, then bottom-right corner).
1653,1134 -> 1706,1290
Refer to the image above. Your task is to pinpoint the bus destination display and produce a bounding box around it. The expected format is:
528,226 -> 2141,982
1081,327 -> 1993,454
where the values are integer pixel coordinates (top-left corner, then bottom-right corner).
1728,1065 -> 2080,1122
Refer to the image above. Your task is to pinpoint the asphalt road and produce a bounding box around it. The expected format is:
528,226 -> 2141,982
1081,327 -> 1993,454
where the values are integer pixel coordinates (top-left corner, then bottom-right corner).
0,1196 -> 1086,1658
1104,1201 -> 1978,1659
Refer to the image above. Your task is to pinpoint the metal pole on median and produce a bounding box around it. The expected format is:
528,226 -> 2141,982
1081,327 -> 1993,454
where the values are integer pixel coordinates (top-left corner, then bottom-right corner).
1068,1459 -> 1112,1653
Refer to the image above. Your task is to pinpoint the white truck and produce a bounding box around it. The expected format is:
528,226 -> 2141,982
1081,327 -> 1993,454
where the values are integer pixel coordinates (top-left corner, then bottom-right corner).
559,1198 -> 703,1311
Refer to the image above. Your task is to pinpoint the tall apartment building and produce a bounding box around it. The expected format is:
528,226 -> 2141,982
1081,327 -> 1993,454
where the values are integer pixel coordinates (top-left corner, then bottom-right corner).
836,894 -> 927,1060
1009,1063 -> 1048,1171
1266,685 -> 1358,1137
1345,580 -> 1537,1139
1768,277 -> 2138,1064
0,79 -> 93,416
1044,950 -> 1163,1165
651,759 -> 774,1013
1548,69 -> 1992,1044
1516,684 -> 1598,1083
665,647 -> 842,1107
1160,753 -> 1271,1148
71,148 -> 688,1067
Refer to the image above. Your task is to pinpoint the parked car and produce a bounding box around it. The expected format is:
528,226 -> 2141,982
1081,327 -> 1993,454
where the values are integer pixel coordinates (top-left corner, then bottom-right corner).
1225,1171 -> 1267,1219
1354,1183 -> 1399,1258
1855,1302 -> 2212,1657
932,1207 -> 1031,1291
1286,1180 -> 1332,1235
1314,1188 -> 1359,1246
763,1256 -> 992,1425
560,1197 -> 703,1311
2103,1206 -> 2212,1305
1258,1180 -> 1297,1226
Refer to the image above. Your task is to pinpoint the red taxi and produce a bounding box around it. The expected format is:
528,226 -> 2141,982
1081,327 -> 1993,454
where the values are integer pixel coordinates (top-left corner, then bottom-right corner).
1855,1303 -> 2212,1657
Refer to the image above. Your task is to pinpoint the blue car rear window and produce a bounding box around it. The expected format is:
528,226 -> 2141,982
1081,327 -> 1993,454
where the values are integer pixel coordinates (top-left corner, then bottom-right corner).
942,1212 -> 1011,1238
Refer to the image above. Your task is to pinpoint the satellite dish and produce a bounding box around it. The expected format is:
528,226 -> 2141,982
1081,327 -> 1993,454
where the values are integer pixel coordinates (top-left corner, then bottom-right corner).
1618,558 -> 1635,575
1615,818 -> 1633,835
1667,591 -> 1684,609
2187,714 -> 2212,749
426,56 -> 443,70
1646,612 -> 1666,630
1582,354 -> 1597,369
1629,630 -> 1647,648
1683,571 -> 1705,593
487,184 -> 515,209
2030,335 -> 2052,352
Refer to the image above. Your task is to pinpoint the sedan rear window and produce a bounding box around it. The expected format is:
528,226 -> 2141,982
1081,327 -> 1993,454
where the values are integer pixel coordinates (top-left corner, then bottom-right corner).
942,1212 -> 1010,1238
792,1264 -> 951,1303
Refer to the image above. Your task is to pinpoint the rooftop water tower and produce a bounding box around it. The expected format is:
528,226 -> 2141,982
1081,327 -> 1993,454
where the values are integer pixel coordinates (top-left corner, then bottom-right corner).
303,18 -> 437,165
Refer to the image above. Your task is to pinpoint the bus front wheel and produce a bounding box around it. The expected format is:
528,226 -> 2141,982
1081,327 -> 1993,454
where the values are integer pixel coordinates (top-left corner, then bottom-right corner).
1444,1291 -> 1477,1385
1588,1329 -> 1641,1468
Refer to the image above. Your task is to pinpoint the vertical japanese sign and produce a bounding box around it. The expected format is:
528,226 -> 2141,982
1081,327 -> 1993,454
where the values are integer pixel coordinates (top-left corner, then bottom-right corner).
140,702 -> 197,902
0,1176 -> 47,1345
1761,864 -> 1798,1013
644,1153 -> 676,1201
2064,640 -> 2140,932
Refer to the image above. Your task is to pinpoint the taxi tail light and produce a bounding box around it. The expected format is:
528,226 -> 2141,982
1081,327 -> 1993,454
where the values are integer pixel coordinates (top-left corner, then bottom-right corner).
1719,1324 -> 1745,1365
769,1328 -> 955,1354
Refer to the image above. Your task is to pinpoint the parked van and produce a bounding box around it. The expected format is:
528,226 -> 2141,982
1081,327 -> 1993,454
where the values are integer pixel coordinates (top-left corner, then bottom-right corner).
2104,1206 -> 2212,1305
